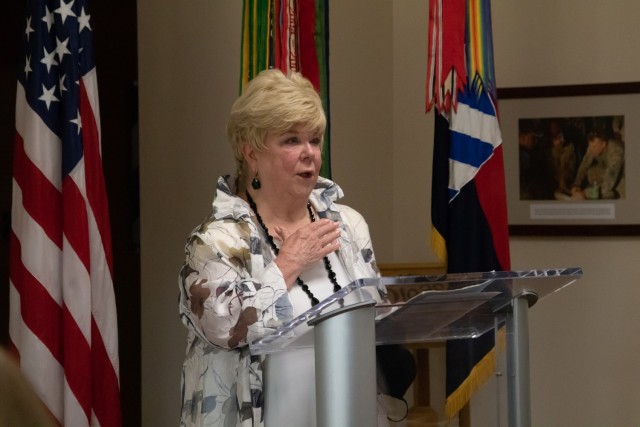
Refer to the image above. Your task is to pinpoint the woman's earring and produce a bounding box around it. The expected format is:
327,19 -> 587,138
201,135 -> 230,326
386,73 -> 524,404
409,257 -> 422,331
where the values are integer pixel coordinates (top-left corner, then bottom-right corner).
251,172 -> 261,190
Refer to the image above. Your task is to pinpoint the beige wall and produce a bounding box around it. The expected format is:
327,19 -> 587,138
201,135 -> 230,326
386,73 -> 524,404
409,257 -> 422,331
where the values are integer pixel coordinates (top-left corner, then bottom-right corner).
138,0 -> 640,425
137,2 -> 241,425
474,2 -> 640,426
328,1 -> 395,261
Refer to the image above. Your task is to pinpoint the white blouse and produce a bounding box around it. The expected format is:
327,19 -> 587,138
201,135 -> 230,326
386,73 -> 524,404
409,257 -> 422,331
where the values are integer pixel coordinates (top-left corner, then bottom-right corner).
264,251 -> 350,427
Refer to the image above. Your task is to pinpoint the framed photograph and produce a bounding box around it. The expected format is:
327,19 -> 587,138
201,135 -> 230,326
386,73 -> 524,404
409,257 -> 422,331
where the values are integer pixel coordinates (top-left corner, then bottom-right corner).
497,82 -> 640,236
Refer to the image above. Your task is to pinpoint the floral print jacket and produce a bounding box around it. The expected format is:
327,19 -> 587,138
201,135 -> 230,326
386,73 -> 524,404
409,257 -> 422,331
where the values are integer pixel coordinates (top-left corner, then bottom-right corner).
179,175 -> 381,426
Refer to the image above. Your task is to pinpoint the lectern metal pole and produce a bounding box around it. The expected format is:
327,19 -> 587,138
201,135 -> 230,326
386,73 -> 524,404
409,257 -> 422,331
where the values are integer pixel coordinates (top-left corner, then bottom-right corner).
310,301 -> 377,427
506,292 -> 536,427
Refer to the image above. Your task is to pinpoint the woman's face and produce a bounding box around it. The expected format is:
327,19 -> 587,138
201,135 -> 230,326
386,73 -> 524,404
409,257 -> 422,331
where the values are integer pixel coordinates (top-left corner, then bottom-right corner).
255,124 -> 323,199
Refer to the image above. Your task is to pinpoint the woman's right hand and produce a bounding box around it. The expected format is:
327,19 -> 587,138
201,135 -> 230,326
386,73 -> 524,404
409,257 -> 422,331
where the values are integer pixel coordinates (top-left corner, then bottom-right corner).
273,219 -> 341,289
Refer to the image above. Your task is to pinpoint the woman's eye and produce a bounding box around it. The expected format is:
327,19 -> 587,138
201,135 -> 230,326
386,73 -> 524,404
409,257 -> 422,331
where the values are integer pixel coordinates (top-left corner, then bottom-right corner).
285,137 -> 299,144
310,138 -> 321,146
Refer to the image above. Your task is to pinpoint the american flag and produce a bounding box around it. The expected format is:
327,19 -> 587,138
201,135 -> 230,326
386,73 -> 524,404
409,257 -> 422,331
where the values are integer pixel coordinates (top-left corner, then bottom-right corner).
9,0 -> 121,426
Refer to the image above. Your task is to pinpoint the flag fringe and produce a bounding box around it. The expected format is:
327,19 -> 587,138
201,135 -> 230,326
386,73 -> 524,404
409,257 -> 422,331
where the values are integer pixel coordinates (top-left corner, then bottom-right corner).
444,327 -> 507,420
444,347 -> 495,420
430,225 -> 447,265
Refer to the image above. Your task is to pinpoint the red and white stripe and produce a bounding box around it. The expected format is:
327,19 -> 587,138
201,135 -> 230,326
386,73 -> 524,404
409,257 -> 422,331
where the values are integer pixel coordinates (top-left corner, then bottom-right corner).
10,69 -> 121,427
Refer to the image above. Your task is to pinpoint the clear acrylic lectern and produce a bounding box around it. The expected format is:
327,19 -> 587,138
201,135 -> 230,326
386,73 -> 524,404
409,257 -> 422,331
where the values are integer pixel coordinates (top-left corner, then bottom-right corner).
249,268 -> 583,427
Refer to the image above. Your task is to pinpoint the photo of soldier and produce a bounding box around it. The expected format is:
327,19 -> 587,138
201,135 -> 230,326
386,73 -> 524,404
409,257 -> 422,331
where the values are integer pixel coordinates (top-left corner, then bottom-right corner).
518,115 -> 624,201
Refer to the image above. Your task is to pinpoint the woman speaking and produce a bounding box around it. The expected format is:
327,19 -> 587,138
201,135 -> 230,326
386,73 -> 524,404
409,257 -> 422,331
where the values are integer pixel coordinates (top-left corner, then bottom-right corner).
178,69 -> 402,426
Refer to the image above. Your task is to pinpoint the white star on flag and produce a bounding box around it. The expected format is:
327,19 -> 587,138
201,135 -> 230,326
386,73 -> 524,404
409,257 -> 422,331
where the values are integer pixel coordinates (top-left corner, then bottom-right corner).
38,83 -> 60,109
55,37 -> 71,62
70,109 -> 82,134
24,55 -> 32,78
25,17 -> 35,41
78,7 -> 92,32
59,74 -> 67,93
55,0 -> 77,24
41,46 -> 58,72
42,6 -> 54,32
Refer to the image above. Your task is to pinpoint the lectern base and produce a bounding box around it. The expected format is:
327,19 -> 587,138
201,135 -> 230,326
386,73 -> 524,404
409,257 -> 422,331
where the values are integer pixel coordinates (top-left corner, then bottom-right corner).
311,301 -> 378,427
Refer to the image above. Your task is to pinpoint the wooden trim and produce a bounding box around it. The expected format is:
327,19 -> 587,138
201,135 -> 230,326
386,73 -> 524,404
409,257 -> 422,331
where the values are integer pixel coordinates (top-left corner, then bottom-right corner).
510,224 -> 640,236
497,81 -> 640,99
378,262 -> 445,277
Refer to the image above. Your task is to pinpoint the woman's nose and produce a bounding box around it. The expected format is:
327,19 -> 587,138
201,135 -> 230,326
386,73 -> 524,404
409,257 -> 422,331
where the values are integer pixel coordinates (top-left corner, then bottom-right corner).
300,141 -> 315,158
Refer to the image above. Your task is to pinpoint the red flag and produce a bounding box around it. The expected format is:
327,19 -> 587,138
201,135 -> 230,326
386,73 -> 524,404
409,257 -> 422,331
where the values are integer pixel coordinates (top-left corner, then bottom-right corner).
297,0 -> 320,91
9,0 -> 121,425
240,0 -> 332,178
426,0 -> 467,113
428,0 -> 510,418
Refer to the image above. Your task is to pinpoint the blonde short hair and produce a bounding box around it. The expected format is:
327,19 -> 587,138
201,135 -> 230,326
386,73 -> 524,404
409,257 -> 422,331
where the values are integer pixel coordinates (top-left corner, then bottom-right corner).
227,69 -> 326,178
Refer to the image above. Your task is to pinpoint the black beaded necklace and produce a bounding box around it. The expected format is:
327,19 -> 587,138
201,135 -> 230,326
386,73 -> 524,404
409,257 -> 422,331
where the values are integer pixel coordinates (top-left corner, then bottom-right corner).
246,191 -> 341,306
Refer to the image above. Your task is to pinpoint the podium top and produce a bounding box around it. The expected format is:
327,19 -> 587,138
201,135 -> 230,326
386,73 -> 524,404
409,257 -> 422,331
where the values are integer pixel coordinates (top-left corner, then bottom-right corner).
249,268 -> 583,354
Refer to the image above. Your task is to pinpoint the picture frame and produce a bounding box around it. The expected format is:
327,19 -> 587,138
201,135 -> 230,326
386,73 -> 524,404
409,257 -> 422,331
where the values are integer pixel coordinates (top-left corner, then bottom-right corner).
497,82 -> 640,236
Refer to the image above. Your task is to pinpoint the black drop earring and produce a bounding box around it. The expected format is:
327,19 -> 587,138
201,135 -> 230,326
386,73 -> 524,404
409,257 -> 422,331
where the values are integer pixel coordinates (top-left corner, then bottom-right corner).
251,172 -> 261,190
